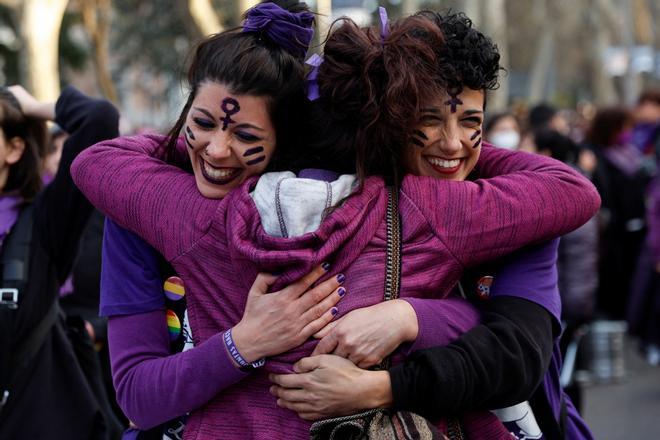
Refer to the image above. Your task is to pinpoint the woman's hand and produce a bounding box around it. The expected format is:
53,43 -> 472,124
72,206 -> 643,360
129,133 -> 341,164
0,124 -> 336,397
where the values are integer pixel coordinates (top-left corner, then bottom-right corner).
311,299 -> 418,368
269,355 -> 392,420
7,85 -> 55,120
231,264 -> 346,363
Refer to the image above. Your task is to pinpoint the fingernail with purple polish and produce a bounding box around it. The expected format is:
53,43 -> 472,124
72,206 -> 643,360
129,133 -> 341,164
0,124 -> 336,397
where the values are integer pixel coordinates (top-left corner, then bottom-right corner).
331,307 -> 338,316
322,262 -> 331,271
337,287 -> 346,297
336,273 -> 345,284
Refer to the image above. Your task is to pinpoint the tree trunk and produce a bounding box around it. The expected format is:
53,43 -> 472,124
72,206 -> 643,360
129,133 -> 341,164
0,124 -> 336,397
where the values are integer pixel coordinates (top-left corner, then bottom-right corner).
481,0 -> 508,110
81,0 -> 117,103
527,0 -> 554,103
188,0 -> 223,36
401,0 -> 419,16
315,0 -> 332,48
461,0 -> 481,26
591,0 -> 619,104
238,0 -> 259,18
20,0 -> 69,101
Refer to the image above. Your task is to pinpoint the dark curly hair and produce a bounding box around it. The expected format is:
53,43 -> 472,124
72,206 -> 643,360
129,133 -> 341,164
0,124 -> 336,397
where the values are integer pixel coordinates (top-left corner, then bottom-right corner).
416,11 -> 501,106
297,11 -> 501,185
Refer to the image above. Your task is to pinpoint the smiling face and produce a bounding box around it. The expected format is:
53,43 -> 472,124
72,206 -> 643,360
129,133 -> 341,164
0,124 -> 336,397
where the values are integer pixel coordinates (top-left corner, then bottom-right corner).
405,87 -> 485,181
184,81 -> 276,199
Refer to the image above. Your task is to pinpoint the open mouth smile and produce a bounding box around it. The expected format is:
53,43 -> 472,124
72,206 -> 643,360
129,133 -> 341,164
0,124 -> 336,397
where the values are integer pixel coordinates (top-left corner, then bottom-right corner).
199,158 -> 242,185
425,156 -> 463,175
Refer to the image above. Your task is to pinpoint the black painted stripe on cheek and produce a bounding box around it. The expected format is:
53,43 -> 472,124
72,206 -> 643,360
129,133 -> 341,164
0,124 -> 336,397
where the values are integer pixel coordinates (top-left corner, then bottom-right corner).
411,138 -> 425,148
470,129 -> 481,140
472,137 -> 482,149
184,134 -> 195,150
413,129 -> 428,140
243,146 -> 264,157
185,126 -> 196,140
246,155 -> 266,166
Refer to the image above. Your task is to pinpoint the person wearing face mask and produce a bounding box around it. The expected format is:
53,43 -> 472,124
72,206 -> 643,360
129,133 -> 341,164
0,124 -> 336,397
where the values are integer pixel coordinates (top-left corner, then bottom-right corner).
484,112 -> 521,150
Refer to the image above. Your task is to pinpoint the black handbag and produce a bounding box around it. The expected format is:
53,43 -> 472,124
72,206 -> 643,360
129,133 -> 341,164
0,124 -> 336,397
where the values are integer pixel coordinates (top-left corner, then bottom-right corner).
310,187 -> 464,440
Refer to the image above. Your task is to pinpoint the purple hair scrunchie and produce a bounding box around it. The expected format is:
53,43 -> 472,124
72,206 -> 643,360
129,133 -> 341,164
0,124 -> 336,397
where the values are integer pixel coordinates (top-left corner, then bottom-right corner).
242,2 -> 315,59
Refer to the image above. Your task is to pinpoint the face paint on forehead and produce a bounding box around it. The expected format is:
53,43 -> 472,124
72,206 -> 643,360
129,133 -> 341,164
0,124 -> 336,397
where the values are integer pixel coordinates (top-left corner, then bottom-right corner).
444,87 -> 464,113
220,97 -> 241,131
243,146 -> 264,157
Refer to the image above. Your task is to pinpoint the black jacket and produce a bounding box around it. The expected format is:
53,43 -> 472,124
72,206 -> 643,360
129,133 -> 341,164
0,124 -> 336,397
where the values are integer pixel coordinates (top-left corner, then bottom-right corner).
0,87 -> 119,439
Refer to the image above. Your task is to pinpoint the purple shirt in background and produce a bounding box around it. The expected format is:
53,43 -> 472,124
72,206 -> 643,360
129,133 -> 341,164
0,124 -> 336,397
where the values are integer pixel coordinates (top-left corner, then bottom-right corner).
491,239 -> 594,440
0,195 -> 22,249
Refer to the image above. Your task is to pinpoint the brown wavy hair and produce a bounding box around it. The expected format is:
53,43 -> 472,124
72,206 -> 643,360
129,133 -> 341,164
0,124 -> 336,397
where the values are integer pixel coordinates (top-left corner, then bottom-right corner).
585,107 -> 632,148
304,15 -> 447,185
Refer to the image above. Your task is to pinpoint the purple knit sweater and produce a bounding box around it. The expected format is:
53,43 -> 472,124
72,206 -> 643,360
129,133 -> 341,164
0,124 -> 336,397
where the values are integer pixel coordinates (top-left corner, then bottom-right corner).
71,135 -> 600,439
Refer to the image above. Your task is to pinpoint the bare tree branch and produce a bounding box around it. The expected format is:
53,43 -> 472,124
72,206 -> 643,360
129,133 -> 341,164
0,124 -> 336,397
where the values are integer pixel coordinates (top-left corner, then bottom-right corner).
20,0 -> 69,101
81,0 -> 117,103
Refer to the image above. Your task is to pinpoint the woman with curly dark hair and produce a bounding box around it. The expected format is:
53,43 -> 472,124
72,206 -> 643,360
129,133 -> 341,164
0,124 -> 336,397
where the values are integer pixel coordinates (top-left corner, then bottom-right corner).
271,11 -> 595,440
72,10 -> 598,439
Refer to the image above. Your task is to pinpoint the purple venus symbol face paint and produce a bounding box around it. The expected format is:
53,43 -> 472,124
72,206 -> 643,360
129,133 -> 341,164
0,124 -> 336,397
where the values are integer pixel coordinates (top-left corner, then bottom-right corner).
184,126 -> 196,149
411,129 -> 428,148
444,88 -> 463,113
244,146 -> 266,166
220,97 -> 241,131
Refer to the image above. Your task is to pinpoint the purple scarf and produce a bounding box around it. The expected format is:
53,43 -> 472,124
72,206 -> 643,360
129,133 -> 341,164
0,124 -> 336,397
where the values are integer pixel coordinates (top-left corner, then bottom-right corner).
242,2 -> 314,59
603,143 -> 642,177
0,195 -> 23,249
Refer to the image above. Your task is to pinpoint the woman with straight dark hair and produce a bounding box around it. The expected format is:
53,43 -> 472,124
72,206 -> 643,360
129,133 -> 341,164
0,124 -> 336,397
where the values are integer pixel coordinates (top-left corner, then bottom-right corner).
97,1 -> 348,437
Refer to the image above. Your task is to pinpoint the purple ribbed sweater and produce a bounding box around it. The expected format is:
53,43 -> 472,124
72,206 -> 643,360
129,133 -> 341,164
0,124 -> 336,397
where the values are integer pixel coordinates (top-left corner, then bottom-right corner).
71,135 -> 600,439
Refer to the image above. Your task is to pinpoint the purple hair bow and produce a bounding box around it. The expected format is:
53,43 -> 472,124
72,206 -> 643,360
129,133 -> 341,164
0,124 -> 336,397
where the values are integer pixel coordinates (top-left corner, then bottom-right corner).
242,2 -> 315,59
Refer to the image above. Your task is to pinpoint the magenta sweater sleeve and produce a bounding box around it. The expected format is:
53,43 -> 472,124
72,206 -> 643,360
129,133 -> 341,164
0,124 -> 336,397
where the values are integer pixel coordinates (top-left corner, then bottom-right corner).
71,134 -> 215,261
408,145 -> 601,267
401,296 -> 480,354
108,311 -> 247,429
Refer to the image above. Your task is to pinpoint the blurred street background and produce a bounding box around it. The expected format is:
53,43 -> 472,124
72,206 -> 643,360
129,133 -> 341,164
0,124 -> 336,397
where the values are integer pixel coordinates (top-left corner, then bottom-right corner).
583,335 -> 660,438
